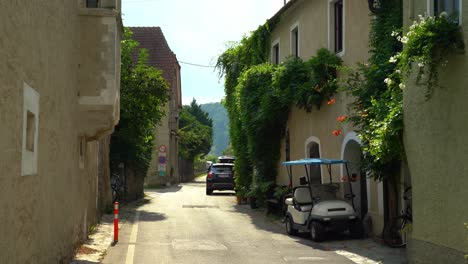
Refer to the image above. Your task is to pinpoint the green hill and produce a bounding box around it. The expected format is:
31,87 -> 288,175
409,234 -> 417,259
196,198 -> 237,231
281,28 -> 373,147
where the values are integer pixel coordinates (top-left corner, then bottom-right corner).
200,102 -> 230,156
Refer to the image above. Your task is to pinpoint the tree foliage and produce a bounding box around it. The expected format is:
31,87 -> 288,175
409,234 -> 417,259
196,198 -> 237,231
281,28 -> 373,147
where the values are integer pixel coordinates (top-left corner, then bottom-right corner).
178,99 -> 213,161
110,28 -> 169,173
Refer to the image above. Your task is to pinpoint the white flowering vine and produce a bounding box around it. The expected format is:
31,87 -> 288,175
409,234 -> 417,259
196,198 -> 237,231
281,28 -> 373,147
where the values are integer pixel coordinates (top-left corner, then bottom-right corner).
385,13 -> 464,99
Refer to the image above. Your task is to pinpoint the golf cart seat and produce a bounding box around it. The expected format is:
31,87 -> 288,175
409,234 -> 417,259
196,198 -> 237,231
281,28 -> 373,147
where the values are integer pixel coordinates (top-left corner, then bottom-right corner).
293,186 -> 313,211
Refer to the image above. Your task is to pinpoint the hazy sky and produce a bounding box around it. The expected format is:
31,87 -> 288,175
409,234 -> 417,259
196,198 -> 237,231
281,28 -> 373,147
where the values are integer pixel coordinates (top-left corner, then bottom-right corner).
122,0 -> 285,105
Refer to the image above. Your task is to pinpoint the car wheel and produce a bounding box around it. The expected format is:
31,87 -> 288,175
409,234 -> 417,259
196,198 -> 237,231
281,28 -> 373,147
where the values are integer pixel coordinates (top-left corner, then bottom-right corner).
206,188 -> 213,195
349,220 -> 364,239
285,216 -> 298,236
310,221 -> 325,242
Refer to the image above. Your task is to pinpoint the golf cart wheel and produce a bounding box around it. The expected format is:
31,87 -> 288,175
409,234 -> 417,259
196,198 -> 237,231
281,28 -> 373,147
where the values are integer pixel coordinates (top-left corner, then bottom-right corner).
206,188 -> 213,195
349,220 -> 364,239
285,216 -> 298,236
310,221 -> 325,242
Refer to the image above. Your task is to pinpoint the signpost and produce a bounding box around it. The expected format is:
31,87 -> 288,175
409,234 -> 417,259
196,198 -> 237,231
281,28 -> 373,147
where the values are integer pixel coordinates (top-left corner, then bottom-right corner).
158,145 -> 167,177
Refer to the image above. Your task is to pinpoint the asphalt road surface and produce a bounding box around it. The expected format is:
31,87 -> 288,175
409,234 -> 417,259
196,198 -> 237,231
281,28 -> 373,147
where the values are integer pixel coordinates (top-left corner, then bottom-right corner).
102,177 -> 381,264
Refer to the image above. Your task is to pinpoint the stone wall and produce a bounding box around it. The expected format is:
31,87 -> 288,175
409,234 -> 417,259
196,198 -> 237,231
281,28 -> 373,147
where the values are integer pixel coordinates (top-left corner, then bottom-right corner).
0,1 -> 120,263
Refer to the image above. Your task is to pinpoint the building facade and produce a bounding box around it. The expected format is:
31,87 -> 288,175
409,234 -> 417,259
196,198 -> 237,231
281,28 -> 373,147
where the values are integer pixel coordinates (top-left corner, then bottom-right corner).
130,27 -> 182,186
0,0 -> 122,262
403,0 -> 468,263
269,0 -> 386,236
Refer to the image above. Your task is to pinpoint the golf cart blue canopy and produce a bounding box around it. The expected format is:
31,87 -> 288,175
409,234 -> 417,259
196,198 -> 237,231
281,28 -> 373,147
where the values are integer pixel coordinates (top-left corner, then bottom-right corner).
282,158 -> 355,209
282,158 -> 347,166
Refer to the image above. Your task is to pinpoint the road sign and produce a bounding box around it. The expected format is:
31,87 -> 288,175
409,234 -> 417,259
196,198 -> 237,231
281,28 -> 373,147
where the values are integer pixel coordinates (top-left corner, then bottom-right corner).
159,145 -> 167,153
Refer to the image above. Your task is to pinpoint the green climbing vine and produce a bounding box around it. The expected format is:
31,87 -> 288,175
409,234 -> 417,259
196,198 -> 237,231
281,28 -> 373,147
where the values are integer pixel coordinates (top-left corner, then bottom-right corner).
343,1 -> 463,180
217,17 -> 341,201
391,14 -> 464,99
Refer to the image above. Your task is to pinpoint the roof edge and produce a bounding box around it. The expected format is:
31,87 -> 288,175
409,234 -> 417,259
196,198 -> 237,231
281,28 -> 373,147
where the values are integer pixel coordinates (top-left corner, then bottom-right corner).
270,0 -> 300,22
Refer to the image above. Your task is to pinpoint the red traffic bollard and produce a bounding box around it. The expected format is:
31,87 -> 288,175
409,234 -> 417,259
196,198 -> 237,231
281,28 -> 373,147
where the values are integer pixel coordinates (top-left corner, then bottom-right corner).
114,202 -> 119,243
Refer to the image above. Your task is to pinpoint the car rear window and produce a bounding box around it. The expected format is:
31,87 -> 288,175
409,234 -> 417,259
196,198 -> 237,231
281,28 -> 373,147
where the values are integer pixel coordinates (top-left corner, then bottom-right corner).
219,158 -> 235,163
212,166 -> 233,173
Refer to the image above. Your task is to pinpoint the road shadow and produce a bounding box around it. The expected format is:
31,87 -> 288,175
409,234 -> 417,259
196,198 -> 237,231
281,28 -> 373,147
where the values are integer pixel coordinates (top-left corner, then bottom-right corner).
230,204 -> 406,264
210,191 -> 236,196
70,260 -> 100,264
145,185 -> 183,193
134,209 -> 167,222
182,181 -> 206,187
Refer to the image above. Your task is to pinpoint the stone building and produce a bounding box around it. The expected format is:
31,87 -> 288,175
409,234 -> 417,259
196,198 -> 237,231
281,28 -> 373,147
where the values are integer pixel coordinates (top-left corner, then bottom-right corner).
0,0 -> 122,262
129,27 -> 182,186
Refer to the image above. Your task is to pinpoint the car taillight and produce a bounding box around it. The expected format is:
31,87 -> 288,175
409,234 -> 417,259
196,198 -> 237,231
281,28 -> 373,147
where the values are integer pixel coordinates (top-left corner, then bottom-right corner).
207,172 -> 213,179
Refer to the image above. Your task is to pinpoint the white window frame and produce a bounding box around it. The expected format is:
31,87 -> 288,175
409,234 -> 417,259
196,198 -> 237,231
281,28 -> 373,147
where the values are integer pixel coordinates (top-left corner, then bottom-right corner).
290,22 -> 300,58
328,0 -> 346,57
271,38 -> 281,64
22,83 -> 40,176
427,0 -> 462,25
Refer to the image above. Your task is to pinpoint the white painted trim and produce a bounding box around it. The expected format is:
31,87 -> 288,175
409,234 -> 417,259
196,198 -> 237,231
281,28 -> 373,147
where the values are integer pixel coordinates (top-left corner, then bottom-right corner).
427,0 -> 463,25
340,131 -> 361,176
327,0 -> 346,57
271,38 -> 281,64
304,136 -> 324,183
22,83 -> 39,176
427,0 -> 434,15
304,136 -> 321,158
460,0 -> 463,25
289,21 -> 300,57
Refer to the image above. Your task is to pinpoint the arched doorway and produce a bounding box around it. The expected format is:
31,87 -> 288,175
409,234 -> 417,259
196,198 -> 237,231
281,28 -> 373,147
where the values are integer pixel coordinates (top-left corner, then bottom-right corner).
342,136 -> 368,219
305,139 -> 321,184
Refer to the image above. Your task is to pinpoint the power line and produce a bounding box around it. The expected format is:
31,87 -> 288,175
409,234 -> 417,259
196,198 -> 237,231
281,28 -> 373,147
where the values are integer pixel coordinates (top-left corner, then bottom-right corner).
179,61 -> 216,68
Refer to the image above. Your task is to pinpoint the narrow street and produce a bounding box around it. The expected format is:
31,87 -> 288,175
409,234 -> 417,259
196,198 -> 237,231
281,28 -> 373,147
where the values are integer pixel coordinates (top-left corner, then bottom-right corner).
102,177 -> 405,264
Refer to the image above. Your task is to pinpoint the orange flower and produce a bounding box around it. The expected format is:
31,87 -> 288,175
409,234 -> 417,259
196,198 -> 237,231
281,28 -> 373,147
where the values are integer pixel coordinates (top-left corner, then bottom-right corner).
327,98 -> 336,105
332,129 -> 342,136
337,115 -> 347,122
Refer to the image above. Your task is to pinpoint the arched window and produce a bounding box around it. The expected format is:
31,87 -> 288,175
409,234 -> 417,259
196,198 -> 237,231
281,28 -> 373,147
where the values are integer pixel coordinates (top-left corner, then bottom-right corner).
308,142 -> 321,184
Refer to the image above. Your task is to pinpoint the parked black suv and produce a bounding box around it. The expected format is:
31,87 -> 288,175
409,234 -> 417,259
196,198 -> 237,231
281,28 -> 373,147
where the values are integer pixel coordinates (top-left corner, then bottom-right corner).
206,163 -> 235,195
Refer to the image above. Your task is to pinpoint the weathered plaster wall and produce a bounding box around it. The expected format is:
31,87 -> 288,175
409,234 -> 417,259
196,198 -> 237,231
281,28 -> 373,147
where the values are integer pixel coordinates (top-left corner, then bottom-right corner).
404,1 -> 468,262
0,1 -> 118,263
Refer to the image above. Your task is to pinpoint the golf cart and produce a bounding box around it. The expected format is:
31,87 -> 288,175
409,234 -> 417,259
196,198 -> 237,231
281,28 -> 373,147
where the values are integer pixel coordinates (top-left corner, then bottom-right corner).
283,158 -> 363,242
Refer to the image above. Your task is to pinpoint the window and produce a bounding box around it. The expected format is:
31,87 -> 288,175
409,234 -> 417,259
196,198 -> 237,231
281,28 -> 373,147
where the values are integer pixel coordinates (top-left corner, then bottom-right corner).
334,0 -> 343,53
79,137 -> 86,169
329,0 -> 344,55
431,0 -> 461,23
22,83 -> 39,176
290,25 -> 299,57
308,142 -> 321,184
26,111 -> 36,152
86,0 -> 99,8
271,40 -> 280,65
285,129 -> 290,161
